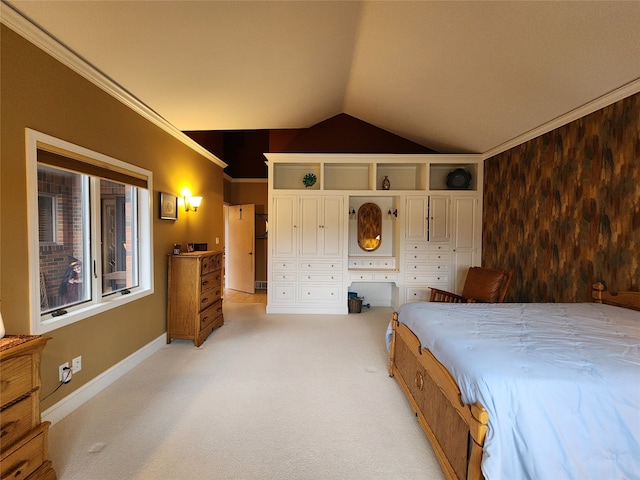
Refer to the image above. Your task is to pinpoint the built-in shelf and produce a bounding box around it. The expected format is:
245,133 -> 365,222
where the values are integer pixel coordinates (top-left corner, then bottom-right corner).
429,163 -> 478,191
267,154 -> 482,193
325,163 -> 371,190
272,163 -> 321,190
376,163 -> 426,190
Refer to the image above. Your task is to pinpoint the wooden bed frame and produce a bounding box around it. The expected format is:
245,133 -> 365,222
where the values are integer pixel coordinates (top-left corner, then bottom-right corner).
388,283 -> 640,480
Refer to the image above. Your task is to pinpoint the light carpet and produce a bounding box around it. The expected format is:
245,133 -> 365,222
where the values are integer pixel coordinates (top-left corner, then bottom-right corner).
49,303 -> 444,480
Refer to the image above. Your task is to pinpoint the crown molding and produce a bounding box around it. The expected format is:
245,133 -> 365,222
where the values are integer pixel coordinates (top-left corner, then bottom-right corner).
1,2 -> 227,169
483,78 -> 640,160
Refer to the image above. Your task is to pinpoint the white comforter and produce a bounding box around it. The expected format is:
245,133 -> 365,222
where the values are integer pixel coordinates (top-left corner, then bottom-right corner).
393,302 -> 640,480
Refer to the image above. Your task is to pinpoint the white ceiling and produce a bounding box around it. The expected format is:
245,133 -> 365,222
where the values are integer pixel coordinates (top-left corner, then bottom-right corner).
4,0 -> 640,154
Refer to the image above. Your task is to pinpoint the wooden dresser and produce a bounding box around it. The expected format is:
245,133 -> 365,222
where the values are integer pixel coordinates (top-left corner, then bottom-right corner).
167,251 -> 224,347
0,335 -> 56,480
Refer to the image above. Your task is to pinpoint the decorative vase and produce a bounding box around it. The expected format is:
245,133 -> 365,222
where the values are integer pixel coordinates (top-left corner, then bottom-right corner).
382,175 -> 390,190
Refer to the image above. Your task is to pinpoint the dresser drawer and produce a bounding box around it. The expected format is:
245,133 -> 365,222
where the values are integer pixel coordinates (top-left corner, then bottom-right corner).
0,355 -> 35,407
200,300 -> 223,330
200,272 -> 221,294
199,287 -> 220,312
0,425 -> 47,480
0,395 -> 34,451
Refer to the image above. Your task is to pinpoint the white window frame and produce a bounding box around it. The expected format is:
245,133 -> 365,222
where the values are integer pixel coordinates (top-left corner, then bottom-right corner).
26,129 -> 154,334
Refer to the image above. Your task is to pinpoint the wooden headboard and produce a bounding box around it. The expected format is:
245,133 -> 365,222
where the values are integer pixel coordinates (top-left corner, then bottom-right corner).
592,283 -> 640,311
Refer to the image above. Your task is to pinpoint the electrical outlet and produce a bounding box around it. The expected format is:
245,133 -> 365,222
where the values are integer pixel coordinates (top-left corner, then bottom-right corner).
72,355 -> 82,373
59,362 -> 70,382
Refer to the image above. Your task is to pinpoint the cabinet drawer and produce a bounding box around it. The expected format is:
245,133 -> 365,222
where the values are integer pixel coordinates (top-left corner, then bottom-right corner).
428,243 -> 450,252
426,253 -> 451,262
272,272 -> 296,281
0,355 -> 35,407
271,284 -> 296,303
405,273 -> 449,284
299,273 -> 342,282
405,252 -> 427,261
272,260 -> 296,271
298,285 -> 342,303
350,273 -> 373,281
299,261 -> 343,271
374,273 -> 399,281
405,287 -> 432,303
0,395 -> 34,450
199,300 -> 223,330
200,272 -> 221,294
405,243 -> 427,252
0,427 -> 46,480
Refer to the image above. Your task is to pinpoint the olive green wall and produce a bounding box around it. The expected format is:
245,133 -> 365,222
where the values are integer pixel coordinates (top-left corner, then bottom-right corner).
1,25 -> 225,409
483,93 -> 639,302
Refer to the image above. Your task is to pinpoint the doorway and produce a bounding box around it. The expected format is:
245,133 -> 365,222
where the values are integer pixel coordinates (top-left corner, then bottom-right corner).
225,204 -> 255,293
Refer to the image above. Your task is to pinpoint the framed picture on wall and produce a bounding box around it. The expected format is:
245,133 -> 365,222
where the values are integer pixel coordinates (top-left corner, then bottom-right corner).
160,192 -> 178,220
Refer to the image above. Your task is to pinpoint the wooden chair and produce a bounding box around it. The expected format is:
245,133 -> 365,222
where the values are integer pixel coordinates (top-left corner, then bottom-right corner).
429,267 -> 513,303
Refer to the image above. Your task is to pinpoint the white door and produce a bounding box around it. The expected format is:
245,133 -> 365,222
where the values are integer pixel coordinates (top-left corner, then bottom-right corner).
227,204 -> 255,293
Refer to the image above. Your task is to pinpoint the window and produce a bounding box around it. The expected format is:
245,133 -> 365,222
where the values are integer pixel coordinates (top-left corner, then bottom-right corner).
38,193 -> 57,244
27,129 -> 153,334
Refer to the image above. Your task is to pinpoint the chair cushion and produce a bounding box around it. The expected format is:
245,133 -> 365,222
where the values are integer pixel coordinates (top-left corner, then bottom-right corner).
461,267 -> 507,302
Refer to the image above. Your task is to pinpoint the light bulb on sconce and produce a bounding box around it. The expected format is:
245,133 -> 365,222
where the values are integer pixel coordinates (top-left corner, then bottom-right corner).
184,195 -> 203,212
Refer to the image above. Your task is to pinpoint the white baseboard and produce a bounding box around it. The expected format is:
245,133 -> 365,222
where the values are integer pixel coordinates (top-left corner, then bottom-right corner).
42,334 -> 166,426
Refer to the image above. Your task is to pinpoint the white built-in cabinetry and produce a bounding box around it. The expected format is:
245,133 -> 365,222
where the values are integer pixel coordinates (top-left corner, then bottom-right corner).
266,154 -> 483,314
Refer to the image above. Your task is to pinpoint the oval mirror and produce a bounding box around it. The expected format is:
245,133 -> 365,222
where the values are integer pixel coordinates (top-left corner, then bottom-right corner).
358,203 -> 382,252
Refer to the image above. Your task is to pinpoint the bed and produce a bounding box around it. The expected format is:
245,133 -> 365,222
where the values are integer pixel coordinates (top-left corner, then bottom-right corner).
387,283 -> 640,480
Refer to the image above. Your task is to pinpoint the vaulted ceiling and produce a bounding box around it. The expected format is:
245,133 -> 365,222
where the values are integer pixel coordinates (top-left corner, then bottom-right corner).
4,1 -> 640,155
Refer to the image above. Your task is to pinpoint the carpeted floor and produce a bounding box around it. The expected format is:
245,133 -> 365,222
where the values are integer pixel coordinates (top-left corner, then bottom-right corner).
48,301 -> 444,479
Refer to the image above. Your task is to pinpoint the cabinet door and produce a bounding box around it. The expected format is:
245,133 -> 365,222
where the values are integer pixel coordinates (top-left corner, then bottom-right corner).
300,196 -> 344,258
300,196 -> 321,256
320,196 -> 344,257
452,196 -> 479,292
272,195 -> 298,257
428,195 -> 450,242
405,196 -> 428,241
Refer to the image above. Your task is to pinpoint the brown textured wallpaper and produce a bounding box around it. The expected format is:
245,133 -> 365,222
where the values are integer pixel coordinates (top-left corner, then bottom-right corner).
483,93 -> 639,302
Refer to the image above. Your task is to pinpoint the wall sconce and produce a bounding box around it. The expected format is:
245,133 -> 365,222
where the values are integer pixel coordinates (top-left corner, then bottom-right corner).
388,208 -> 398,218
349,207 -> 356,217
184,196 -> 203,212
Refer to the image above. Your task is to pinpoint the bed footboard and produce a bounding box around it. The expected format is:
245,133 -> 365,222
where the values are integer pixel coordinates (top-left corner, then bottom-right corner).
389,312 -> 488,480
